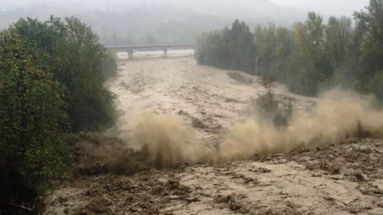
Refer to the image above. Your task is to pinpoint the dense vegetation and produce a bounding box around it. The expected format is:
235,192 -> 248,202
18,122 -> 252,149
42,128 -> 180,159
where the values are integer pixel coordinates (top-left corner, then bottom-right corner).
10,17 -> 116,131
196,0 -> 383,100
0,17 -> 116,213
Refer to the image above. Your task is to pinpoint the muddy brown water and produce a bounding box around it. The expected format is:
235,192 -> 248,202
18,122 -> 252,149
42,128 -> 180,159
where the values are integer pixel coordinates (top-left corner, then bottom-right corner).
44,51 -> 383,215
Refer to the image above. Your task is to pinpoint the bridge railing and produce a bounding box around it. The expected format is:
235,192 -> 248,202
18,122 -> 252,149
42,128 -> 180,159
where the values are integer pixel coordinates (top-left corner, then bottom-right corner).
104,43 -> 195,49
104,43 -> 195,59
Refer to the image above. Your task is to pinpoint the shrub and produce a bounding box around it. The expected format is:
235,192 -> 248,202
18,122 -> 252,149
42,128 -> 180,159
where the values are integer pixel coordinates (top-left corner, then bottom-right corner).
10,17 -> 116,132
254,76 -> 293,127
0,32 -> 69,212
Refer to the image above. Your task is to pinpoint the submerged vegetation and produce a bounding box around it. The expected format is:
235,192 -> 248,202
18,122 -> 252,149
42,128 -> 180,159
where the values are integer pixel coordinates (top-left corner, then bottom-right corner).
196,0 -> 383,100
0,16 -> 116,213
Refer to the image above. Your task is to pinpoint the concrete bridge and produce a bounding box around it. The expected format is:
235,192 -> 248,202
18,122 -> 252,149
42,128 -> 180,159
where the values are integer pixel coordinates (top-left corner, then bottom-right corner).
104,43 -> 195,59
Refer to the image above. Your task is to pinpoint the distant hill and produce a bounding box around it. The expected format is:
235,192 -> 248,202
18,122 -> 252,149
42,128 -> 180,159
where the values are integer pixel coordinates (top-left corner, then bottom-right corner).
0,0 -> 307,44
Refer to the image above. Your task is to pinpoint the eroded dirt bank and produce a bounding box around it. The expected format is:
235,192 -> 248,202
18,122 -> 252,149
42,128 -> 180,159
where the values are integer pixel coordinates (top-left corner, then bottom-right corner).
44,52 -> 383,215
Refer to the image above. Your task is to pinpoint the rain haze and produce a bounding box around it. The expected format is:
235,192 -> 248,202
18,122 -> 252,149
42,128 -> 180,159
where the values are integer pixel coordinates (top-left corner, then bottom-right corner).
2,0 -> 383,215
0,0 -> 370,44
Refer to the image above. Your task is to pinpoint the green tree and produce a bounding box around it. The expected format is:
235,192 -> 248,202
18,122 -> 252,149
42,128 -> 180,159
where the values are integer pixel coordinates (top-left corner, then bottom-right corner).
195,4 -> 383,101
254,25 -> 277,76
355,0 -> 383,98
228,20 -> 256,72
0,32 -> 68,194
287,12 -> 331,95
275,27 -> 293,81
325,17 -> 353,69
196,31 -> 229,68
10,17 -> 116,132
196,20 -> 255,72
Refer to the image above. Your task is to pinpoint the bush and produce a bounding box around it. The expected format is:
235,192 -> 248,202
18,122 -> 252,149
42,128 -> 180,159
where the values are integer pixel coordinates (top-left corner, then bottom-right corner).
0,16 -> 118,213
255,93 -> 293,127
254,77 -> 293,127
0,32 -> 69,212
10,16 -> 116,132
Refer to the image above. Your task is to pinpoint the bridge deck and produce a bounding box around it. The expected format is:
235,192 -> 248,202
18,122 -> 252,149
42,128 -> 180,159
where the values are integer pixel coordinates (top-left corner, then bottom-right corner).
104,43 -> 195,50
104,43 -> 195,58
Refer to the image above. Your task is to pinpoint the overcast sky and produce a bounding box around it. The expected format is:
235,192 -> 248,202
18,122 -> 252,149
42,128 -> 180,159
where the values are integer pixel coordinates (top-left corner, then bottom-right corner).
270,0 -> 310,6
272,0 -> 369,15
1,0 -> 370,16
0,0 -> 371,43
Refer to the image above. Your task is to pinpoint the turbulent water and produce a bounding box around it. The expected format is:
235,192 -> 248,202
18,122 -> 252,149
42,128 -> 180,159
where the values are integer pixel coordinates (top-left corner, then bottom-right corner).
44,51 -> 383,215
110,51 -> 383,164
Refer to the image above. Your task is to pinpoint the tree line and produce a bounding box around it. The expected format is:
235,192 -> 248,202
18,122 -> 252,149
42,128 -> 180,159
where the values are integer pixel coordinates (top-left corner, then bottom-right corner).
0,16 -> 116,213
196,0 -> 383,100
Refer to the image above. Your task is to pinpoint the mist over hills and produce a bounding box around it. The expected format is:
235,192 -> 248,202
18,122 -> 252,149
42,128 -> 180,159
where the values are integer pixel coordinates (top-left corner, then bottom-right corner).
0,0 -> 369,44
292,0 -> 369,16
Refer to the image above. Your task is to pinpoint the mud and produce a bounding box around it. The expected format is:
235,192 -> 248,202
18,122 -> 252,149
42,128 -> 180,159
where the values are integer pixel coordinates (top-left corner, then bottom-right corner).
45,138 -> 383,215
44,51 -> 383,215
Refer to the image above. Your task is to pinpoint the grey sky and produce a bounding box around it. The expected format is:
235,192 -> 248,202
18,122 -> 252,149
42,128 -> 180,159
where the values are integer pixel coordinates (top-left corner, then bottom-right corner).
0,0 -> 371,27
0,0 -> 372,44
2,0 -> 370,14
283,0 -> 369,15
270,0 -> 310,6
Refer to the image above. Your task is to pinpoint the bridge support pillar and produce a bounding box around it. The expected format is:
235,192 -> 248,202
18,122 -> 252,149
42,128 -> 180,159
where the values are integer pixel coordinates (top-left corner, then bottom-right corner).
127,48 -> 134,59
